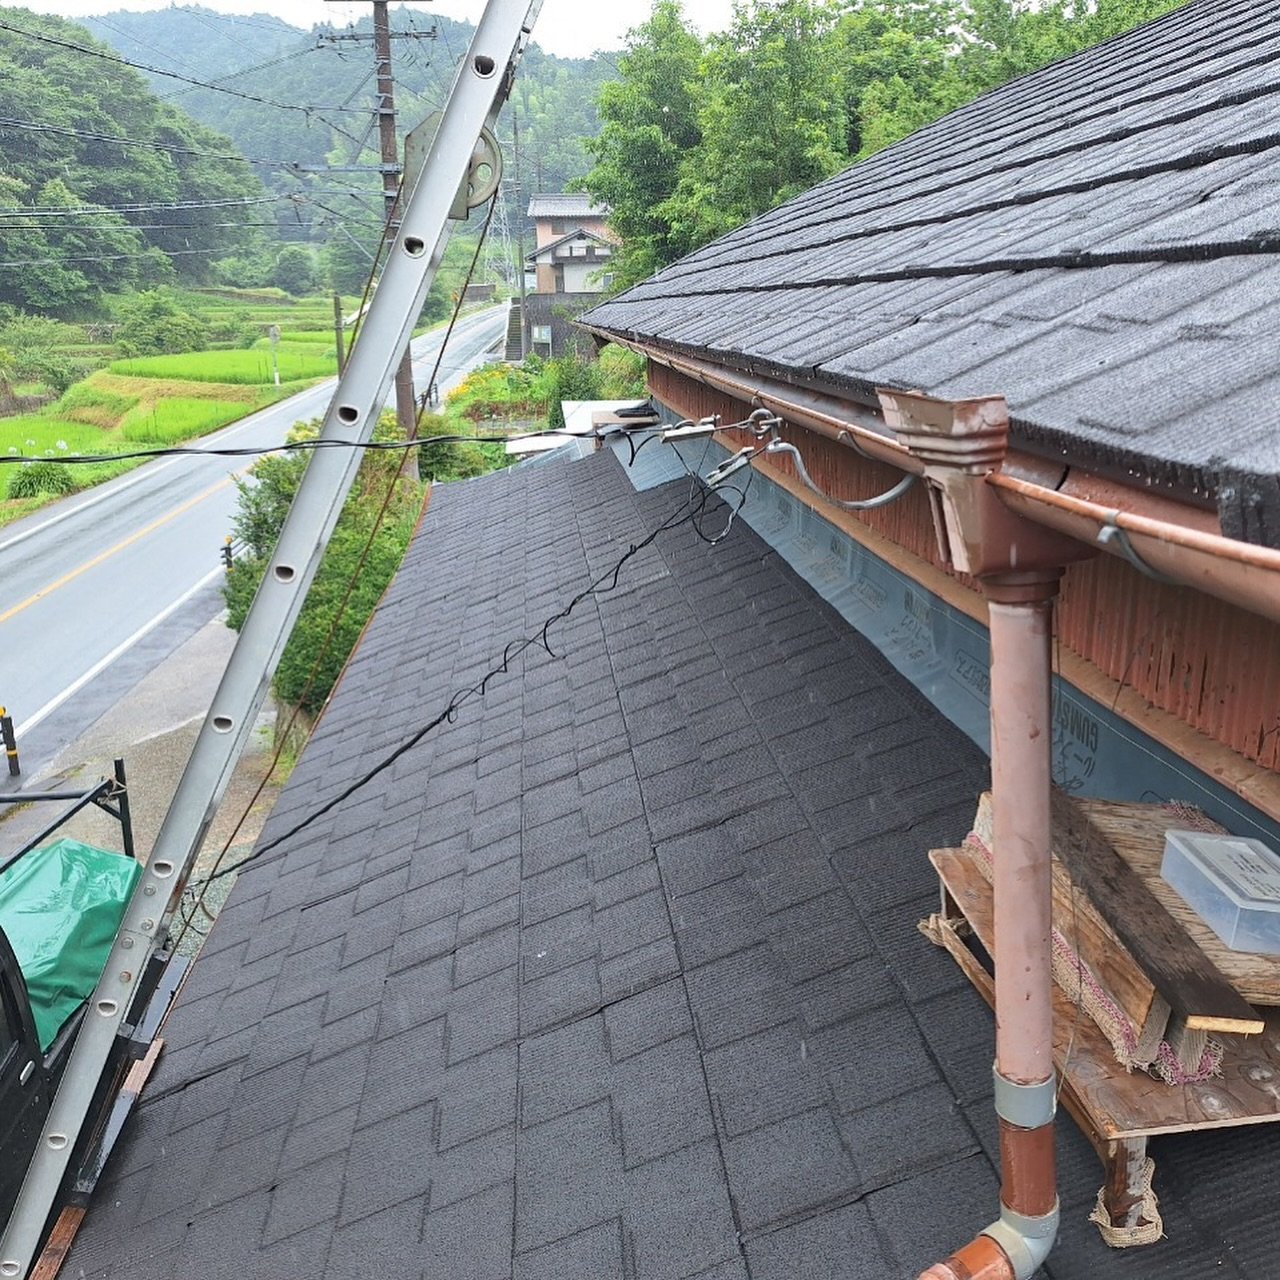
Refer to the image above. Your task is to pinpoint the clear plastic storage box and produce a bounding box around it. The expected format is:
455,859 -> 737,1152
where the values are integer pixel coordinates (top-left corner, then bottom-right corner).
1161,829 -> 1280,955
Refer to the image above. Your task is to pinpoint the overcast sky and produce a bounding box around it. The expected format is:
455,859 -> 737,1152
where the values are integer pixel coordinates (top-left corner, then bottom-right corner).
28,0 -> 736,58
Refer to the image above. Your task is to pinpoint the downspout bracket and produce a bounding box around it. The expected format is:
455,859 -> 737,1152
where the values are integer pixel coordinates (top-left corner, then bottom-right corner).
1096,520 -> 1182,585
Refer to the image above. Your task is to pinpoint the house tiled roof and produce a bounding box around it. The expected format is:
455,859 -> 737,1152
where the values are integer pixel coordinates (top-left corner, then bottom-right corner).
67,447 -> 1279,1278
581,0 -> 1280,541
526,192 -> 608,220
526,226 -> 612,263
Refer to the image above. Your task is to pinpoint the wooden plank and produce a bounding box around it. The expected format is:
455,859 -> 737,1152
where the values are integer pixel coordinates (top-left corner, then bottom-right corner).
71,1038 -> 165,1200
930,847 -> 1280,1140
1050,790 -> 1263,1035
124,1037 -> 163,1093
29,1206 -> 85,1280
972,793 -> 1166,1054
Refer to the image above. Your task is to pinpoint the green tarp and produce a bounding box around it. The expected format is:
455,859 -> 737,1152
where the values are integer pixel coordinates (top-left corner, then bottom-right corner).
0,838 -> 141,1052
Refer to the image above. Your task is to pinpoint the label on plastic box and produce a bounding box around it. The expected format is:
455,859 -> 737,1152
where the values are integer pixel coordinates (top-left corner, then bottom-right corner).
1199,838 -> 1280,906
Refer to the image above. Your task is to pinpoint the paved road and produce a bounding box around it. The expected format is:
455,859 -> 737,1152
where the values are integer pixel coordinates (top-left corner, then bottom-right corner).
0,305 -> 507,784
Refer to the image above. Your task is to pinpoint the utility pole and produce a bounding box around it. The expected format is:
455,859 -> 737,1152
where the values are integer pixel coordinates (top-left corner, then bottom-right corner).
371,1 -> 418,443
322,1 -> 424,442
513,109 -> 528,359
333,293 -> 347,373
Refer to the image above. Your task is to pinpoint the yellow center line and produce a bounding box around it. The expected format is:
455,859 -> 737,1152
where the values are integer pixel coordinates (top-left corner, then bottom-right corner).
0,474 -> 233,625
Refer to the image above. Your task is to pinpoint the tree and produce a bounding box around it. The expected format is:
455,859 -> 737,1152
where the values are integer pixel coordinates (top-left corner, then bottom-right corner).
856,0 -> 1185,155
223,414 -> 423,715
663,0 -> 850,250
0,311 -> 87,395
585,0 -> 1184,278
582,0 -> 705,287
113,289 -> 208,357
273,245 -> 316,296
0,11 -> 273,309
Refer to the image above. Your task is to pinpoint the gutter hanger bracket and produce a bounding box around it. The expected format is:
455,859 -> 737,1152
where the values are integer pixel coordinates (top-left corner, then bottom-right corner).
1096,519 -> 1182,585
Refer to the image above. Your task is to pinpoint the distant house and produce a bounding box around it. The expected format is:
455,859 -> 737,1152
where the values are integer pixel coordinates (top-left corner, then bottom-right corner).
527,192 -> 611,251
514,194 -> 615,359
527,228 -> 614,296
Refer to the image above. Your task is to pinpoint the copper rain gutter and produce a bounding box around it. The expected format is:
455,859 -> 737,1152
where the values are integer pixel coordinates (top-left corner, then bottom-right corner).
594,338 -> 1280,627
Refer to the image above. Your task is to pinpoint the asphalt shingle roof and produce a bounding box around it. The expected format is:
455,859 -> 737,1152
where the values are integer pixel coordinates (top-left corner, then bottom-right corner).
581,0 -> 1280,541
68,448 -> 1280,1278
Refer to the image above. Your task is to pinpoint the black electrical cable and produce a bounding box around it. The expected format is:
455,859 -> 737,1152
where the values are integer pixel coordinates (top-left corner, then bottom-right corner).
0,116 -> 291,168
184,479 -> 744,892
0,17 -> 367,118
0,429 -> 582,467
0,247 -> 223,269
0,195 -> 284,219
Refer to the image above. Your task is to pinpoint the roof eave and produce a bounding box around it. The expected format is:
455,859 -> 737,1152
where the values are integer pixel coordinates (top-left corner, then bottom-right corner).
579,323 -> 1280,628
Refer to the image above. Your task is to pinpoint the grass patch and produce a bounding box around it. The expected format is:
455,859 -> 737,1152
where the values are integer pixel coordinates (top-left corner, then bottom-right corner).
109,348 -> 337,384
120,398 -> 247,444
276,330 -> 335,344
88,372 -> 287,404
54,385 -> 140,427
0,371 -> 317,527
2,414 -> 116,457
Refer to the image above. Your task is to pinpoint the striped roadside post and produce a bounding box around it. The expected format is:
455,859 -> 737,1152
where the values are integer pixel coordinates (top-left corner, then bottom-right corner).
0,705 -> 19,776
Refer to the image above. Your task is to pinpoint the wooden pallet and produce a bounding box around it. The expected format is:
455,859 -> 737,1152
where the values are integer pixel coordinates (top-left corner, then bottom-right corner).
929,847 -> 1280,1240
969,791 -> 1267,1076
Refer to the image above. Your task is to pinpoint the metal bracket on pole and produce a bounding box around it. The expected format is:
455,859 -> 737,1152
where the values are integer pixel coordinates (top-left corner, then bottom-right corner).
0,2 -> 542,1273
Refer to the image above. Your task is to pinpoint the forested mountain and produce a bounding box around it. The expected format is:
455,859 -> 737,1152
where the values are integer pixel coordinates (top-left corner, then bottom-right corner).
0,6 -> 269,311
81,6 -> 613,252
0,2 -> 610,314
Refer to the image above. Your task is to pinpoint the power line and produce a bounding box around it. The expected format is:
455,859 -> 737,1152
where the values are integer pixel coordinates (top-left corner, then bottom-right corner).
0,16 -> 366,119
5,220 -> 294,231
161,42 -> 329,102
82,12 -> 208,83
0,428 -> 580,467
0,115 -> 290,168
187,480 -> 739,885
0,247 -> 221,268
0,195 -> 284,218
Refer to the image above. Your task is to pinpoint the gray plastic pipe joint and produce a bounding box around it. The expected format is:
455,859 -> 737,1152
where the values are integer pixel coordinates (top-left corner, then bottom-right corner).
981,1199 -> 1060,1279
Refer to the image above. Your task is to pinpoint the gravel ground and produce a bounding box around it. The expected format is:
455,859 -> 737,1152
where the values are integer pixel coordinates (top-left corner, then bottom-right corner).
0,615 -> 283,955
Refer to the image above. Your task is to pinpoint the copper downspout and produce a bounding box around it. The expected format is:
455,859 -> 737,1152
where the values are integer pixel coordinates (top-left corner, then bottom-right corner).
581,335 -> 1280,1265
921,573 -> 1062,1280
882,392 -> 1078,1280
